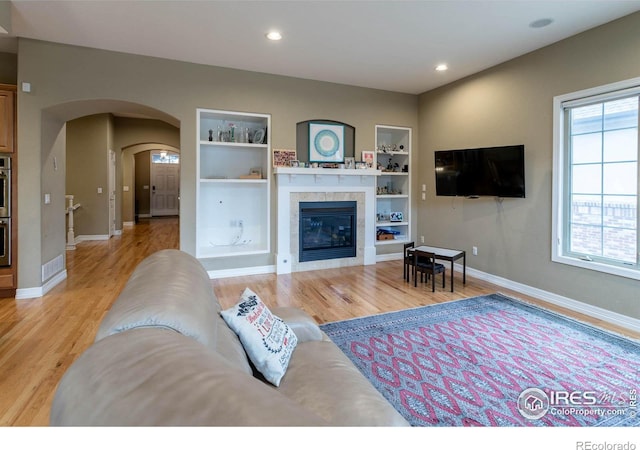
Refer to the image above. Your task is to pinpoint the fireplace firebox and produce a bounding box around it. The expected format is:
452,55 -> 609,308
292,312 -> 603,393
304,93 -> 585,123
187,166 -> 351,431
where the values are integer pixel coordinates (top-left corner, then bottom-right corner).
299,201 -> 357,262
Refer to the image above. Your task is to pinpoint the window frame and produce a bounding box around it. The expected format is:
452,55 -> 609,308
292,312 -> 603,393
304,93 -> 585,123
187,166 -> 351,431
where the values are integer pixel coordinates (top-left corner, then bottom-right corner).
552,77 -> 640,281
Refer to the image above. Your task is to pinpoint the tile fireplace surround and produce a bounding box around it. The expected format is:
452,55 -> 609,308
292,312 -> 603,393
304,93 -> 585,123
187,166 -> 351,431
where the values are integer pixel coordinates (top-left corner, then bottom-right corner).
274,167 -> 380,274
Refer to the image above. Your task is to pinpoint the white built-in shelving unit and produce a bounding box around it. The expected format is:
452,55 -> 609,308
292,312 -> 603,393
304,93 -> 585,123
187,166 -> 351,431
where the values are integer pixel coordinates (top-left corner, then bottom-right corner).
375,125 -> 412,246
196,108 -> 271,258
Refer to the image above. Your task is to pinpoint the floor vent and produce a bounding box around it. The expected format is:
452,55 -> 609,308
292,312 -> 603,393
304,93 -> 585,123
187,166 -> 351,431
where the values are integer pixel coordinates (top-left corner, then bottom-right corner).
42,254 -> 64,282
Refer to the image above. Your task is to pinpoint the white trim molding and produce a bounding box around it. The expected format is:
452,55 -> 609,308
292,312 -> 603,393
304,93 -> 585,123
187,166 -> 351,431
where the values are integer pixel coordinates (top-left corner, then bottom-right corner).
376,252 -> 403,262
75,234 -> 110,242
273,167 -> 379,274
371,252 -> 640,333
458,264 -> 640,334
16,270 -> 68,299
552,75 -> 640,281
207,265 -> 275,279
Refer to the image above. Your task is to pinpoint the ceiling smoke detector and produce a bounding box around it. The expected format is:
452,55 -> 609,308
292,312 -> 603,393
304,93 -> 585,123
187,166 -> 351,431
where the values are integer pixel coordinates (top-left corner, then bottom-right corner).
529,18 -> 554,29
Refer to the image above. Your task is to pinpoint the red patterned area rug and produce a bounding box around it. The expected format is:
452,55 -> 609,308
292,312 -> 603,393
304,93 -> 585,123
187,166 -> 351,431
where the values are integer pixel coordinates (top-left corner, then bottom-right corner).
319,293 -> 640,426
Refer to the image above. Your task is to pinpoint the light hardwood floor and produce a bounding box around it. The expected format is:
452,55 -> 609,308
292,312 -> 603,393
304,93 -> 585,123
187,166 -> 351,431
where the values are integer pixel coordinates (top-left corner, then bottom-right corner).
0,217 -> 637,426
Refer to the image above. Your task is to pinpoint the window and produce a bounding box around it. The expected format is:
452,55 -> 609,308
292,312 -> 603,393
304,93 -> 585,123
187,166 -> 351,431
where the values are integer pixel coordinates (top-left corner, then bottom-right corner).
553,78 -> 640,280
152,152 -> 180,164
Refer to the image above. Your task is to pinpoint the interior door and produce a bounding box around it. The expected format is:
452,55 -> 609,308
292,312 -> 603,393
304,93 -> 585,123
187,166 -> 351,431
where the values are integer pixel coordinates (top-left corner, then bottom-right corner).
150,151 -> 180,216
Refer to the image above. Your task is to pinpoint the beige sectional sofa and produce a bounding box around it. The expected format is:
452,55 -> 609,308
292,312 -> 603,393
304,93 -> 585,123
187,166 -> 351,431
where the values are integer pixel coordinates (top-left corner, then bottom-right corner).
50,249 -> 409,426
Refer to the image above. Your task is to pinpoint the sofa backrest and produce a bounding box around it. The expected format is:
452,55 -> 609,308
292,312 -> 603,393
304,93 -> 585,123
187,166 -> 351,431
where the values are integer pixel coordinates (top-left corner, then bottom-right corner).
95,249 -> 220,346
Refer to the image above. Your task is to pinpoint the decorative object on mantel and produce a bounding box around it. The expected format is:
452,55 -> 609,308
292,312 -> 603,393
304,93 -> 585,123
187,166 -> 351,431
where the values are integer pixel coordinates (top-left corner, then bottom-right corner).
344,157 -> 355,169
309,122 -> 345,163
296,120 -> 355,165
289,160 -> 300,168
361,150 -> 374,168
273,148 -> 297,167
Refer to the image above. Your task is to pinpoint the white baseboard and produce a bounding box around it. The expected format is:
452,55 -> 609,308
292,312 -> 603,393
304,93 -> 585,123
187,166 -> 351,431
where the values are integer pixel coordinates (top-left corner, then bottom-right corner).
113,229 -> 122,236
207,265 -> 276,279
376,252 -> 403,262
16,270 -> 67,299
372,252 -> 640,332
123,221 -> 134,226
75,234 -> 110,242
457,263 -> 640,334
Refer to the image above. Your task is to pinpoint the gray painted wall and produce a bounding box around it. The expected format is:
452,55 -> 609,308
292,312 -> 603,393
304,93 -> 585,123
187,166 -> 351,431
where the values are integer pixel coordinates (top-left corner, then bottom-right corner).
16,38 -> 417,289
66,114 -> 111,237
418,12 -> 640,318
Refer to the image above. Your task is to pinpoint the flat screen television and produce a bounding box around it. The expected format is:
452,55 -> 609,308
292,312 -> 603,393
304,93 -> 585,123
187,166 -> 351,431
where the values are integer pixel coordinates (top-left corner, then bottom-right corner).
434,145 -> 525,198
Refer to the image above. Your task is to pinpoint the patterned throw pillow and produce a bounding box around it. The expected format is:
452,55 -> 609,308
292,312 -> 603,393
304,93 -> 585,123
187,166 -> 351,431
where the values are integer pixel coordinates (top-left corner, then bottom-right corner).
220,288 -> 298,387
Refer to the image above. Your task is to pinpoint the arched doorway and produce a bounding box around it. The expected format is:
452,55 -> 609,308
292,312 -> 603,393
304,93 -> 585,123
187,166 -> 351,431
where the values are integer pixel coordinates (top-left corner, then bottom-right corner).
38,99 -> 180,295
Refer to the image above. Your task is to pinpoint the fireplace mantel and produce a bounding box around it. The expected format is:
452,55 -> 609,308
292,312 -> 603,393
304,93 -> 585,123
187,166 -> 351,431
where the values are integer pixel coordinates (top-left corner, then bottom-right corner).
274,167 -> 379,274
273,167 -> 380,180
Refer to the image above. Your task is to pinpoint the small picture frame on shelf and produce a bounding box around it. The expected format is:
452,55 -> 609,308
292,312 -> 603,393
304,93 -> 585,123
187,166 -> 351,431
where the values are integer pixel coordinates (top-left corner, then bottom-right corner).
273,148 -> 297,167
356,162 -> 367,169
390,212 -> 404,222
289,160 -> 300,168
344,157 -> 355,169
361,151 -> 374,168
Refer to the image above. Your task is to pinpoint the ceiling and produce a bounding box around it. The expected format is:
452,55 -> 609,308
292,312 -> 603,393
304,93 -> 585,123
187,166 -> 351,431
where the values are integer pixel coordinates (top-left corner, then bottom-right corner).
2,0 -> 640,94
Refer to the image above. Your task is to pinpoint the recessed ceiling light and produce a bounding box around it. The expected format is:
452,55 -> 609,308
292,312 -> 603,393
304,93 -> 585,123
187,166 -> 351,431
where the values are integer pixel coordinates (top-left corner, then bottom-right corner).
529,18 -> 553,29
266,31 -> 282,41
435,64 -> 448,72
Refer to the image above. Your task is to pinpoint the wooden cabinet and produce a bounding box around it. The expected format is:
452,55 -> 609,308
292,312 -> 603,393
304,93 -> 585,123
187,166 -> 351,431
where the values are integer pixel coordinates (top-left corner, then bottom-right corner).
0,85 -> 15,153
0,84 -> 16,297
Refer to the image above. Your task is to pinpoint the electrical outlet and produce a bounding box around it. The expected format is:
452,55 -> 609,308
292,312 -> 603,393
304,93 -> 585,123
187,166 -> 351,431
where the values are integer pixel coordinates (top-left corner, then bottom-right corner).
420,236 -> 425,244
473,246 -> 478,256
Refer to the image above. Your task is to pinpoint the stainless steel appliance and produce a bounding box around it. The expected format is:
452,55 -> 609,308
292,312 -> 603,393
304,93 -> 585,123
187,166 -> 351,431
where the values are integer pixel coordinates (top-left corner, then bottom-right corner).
0,156 -> 10,266
0,218 -> 9,266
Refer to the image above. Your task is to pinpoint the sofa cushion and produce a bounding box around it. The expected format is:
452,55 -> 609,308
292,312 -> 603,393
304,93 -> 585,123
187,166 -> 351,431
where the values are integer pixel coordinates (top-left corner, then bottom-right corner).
271,306 -> 325,343
50,328 -> 327,426
276,340 -> 410,426
221,288 -> 298,387
214,315 -> 253,375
